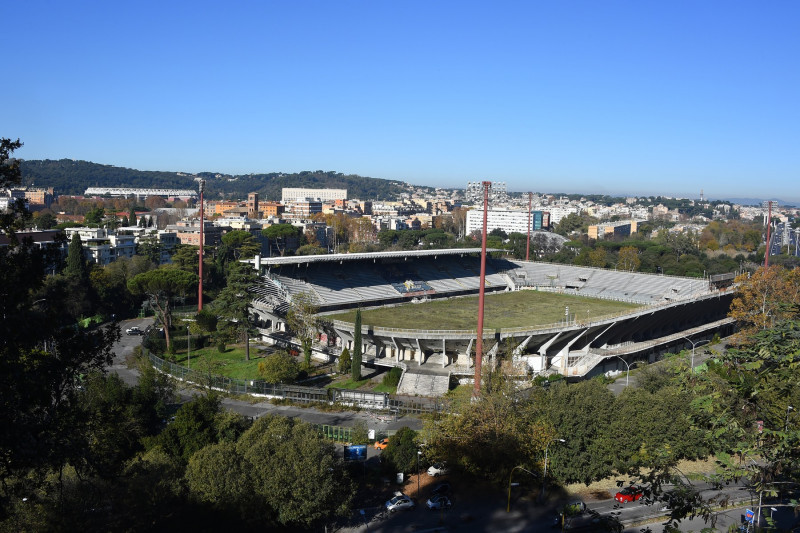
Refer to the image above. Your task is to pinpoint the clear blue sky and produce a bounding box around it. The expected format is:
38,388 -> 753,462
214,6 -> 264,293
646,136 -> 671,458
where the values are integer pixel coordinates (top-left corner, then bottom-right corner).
3,1 -> 799,201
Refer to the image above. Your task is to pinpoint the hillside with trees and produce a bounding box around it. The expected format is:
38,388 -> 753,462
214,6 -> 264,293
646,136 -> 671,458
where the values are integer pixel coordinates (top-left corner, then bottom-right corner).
19,159 -> 413,200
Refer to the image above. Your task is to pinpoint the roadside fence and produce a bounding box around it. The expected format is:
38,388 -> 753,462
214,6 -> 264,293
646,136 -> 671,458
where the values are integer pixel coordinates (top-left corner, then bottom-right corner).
146,350 -> 445,415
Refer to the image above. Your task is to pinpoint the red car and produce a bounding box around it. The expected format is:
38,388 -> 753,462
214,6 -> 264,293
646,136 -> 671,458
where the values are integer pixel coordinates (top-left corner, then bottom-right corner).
614,486 -> 643,503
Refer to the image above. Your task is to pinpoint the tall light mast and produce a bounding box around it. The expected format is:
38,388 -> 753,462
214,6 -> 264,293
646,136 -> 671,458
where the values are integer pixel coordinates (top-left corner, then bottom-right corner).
526,192 -> 532,261
197,179 -> 205,312
474,180 -> 491,396
765,200 -> 773,268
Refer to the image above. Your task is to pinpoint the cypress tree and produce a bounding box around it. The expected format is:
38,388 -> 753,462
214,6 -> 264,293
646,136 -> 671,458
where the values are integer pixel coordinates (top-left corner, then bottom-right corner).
128,206 -> 136,225
351,308 -> 362,380
65,233 -> 88,280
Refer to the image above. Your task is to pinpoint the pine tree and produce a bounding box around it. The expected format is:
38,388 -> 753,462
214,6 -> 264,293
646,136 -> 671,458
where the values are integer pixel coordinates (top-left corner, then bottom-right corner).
65,233 -> 88,280
338,347 -> 351,374
128,206 -> 136,226
351,308 -> 362,380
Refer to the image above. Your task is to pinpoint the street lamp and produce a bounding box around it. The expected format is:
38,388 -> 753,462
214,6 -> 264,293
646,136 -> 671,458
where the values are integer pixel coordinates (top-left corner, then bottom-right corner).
187,326 -> 191,370
612,355 -> 634,387
542,438 -> 565,498
507,465 -> 537,512
786,405 -> 794,432
417,450 -> 422,497
682,336 -> 710,372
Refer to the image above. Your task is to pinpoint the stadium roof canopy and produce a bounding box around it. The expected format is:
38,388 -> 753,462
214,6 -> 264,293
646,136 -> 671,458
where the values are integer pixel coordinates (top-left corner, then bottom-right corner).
252,248 -> 503,266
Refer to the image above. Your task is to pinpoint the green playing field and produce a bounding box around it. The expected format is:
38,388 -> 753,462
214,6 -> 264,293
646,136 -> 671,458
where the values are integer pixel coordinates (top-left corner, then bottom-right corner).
324,290 -> 641,330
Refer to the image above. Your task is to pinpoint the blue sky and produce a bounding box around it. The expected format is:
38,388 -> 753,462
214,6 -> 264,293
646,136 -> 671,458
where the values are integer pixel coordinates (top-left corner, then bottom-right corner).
3,1 -> 799,201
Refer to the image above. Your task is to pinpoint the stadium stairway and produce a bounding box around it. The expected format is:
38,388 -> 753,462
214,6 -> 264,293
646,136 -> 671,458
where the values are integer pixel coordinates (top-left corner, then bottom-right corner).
396,371 -> 450,397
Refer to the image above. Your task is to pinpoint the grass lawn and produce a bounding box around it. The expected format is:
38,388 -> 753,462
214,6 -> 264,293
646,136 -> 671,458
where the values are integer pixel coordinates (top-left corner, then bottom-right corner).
326,290 -> 641,330
184,345 -> 266,380
371,383 -> 397,394
326,377 -> 370,390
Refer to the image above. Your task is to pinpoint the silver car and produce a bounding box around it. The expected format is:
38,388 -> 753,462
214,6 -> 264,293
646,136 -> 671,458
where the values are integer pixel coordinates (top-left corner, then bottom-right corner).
385,494 -> 415,513
426,494 -> 452,510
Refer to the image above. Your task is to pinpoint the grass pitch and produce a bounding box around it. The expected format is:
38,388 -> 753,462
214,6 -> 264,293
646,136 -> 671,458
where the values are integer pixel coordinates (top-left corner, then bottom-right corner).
326,290 -> 641,330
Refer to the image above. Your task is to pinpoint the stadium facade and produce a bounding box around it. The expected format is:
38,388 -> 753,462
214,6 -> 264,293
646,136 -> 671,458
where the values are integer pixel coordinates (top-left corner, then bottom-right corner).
249,249 -> 735,381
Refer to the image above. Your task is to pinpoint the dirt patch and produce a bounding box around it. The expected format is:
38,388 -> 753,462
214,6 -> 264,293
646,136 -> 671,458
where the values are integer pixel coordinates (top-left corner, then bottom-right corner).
562,457 -> 718,501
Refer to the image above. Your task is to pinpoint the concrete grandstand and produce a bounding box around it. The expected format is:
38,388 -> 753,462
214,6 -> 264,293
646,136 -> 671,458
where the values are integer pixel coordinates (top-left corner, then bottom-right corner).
249,249 -> 735,395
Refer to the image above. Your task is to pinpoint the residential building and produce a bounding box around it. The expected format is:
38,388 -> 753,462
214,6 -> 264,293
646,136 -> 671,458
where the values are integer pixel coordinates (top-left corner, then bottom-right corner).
465,208 -> 548,235
281,188 -> 347,203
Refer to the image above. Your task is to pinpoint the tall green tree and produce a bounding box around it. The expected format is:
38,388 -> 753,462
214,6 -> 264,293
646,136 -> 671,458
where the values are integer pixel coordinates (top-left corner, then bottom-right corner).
382,427 -> 421,474
0,174 -> 118,519
65,232 -> 89,281
219,230 -> 260,263
286,292 -> 319,369
213,261 -> 259,360
351,308 -> 362,380
127,268 -> 198,351
0,138 -> 30,235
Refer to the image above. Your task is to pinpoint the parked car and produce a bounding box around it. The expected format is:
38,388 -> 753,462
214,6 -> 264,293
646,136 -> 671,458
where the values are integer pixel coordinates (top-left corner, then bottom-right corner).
427,462 -> 448,476
385,493 -> 414,513
431,482 -> 451,495
374,438 -> 389,450
125,326 -> 143,335
425,494 -> 452,510
615,486 -> 643,503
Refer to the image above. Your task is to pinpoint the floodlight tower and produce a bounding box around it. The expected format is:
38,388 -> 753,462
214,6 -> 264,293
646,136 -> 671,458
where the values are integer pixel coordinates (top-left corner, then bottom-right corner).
474,181 -> 491,396
764,200 -> 774,268
526,192 -> 532,261
197,179 -> 205,312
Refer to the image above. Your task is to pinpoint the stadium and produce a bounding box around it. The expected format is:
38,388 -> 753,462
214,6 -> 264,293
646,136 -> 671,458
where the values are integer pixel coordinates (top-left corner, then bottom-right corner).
249,249 -> 735,396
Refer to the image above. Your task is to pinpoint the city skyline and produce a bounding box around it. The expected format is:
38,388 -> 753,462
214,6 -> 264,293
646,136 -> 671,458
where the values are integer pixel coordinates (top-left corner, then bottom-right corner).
4,1 -> 799,202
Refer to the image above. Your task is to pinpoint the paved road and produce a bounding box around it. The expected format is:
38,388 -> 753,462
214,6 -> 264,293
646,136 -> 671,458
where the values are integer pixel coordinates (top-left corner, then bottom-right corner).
111,318 -> 423,435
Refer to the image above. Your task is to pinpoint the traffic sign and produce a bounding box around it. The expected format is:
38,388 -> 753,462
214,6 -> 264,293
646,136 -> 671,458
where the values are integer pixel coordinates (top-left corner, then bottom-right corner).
745,509 -> 755,523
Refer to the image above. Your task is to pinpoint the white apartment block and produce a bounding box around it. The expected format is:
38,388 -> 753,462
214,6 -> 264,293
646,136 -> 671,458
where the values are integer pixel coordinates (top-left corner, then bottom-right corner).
466,209 -> 535,235
281,188 -> 347,203
64,227 -> 176,265
544,206 -> 581,225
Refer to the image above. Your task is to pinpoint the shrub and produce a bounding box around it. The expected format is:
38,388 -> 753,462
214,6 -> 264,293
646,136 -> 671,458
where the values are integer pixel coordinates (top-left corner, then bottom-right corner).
382,367 -> 402,387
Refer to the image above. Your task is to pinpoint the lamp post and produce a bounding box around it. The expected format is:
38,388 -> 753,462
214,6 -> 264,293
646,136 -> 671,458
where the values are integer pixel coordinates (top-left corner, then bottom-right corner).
542,438 -> 565,498
613,355 -> 633,387
417,450 -> 422,497
786,405 -> 794,432
187,326 -> 191,370
682,336 -> 710,372
507,465 -> 537,512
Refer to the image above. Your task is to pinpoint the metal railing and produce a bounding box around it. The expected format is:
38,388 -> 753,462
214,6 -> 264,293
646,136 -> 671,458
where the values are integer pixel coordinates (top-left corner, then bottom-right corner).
146,350 -> 443,414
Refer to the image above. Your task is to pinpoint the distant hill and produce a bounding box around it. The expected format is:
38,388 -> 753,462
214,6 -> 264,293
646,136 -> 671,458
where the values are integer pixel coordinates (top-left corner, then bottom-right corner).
19,159 -> 414,201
